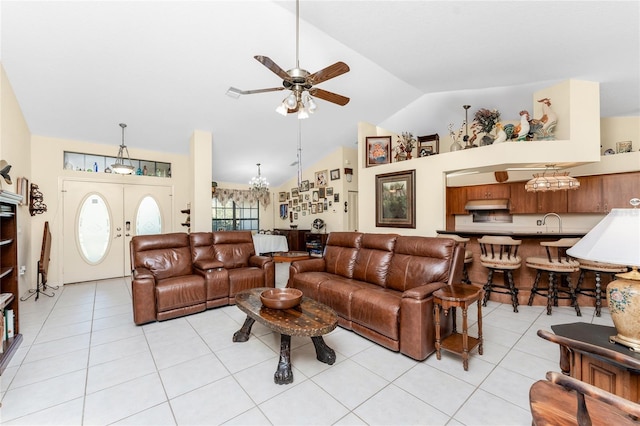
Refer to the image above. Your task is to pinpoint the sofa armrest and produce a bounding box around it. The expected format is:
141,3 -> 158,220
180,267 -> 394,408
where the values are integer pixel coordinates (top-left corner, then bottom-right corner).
131,268 -> 157,325
132,267 -> 154,280
249,255 -> 273,268
290,258 -> 326,274
402,282 -> 447,300
193,259 -> 224,271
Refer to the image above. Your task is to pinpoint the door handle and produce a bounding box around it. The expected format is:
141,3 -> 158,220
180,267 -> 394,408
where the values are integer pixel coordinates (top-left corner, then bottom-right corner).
115,233 -> 122,238
125,233 -> 131,237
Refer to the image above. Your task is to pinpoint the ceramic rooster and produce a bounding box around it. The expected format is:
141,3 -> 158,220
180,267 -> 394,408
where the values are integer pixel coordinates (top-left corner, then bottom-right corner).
502,110 -> 531,141
529,98 -> 558,140
493,123 -> 508,144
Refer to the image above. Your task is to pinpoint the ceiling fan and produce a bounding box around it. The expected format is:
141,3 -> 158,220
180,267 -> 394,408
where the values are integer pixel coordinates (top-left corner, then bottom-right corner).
226,0 -> 350,118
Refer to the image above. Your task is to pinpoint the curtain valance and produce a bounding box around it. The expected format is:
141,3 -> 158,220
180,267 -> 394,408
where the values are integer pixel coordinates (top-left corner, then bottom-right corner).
213,188 -> 270,209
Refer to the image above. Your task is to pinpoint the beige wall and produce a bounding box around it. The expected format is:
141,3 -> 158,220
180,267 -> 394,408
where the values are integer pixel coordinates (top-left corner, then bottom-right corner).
1,65 -> 33,297
271,146 -> 358,234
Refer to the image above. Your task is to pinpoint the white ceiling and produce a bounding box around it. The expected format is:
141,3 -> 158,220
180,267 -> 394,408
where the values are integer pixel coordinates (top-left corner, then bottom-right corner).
2,1 -> 638,186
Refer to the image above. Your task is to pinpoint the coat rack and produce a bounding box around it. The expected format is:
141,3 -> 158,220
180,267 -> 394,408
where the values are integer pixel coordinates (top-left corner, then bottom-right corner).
29,183 -> 47,216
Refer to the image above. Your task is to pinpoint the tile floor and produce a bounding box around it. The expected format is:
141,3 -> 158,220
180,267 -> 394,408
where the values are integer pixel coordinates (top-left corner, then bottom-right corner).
1,263 -> 614,425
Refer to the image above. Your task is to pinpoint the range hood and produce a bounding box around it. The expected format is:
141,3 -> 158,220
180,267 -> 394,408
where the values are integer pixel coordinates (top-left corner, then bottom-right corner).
464,199 -> 510,211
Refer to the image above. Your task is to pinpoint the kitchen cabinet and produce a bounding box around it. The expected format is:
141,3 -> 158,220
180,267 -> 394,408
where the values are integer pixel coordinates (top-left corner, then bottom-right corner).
446,186 -> 467,215
567,172 -> 640,213
465,184 -> 510,200
537,190 -> 568,213
508,181 -> 538,214
602,172 -> 640,211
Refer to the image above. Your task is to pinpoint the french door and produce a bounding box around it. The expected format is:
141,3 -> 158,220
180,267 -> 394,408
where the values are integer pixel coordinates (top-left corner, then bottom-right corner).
62,180 -> 172,284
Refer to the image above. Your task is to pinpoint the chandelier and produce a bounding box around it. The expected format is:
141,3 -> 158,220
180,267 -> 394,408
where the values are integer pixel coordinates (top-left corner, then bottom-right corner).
111,123 -> 135,175
525,165 -> 580,192
249,163 -> 269,195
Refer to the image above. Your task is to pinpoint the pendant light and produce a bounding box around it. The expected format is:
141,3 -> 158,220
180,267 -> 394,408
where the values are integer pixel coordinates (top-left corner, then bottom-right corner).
111,123 -> 135,175
249,163 -> 269,195
525,164 -> 580,192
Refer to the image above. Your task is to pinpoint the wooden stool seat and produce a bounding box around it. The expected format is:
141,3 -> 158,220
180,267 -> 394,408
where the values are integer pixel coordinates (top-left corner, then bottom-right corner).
434,284 -> 484,371
575,259 -> 628,316
527,238 -> 581,316
478,235 -> 522,312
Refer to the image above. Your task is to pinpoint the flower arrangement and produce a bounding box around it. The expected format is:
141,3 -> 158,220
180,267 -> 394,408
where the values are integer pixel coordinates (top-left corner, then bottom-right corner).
395,132 -> 417,160
473,108 -> 501,134
448,122 -> 465,143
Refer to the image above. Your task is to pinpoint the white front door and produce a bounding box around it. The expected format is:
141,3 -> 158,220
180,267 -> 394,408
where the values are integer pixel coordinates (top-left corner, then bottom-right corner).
62,180 -> 172,284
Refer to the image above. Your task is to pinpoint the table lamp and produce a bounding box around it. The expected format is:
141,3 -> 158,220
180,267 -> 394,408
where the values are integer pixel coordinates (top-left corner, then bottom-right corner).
566,198 -> 640,351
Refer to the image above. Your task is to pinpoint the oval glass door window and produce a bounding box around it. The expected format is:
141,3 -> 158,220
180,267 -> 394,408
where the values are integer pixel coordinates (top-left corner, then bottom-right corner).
78,194 -> 111,264
136,196 -> 162,235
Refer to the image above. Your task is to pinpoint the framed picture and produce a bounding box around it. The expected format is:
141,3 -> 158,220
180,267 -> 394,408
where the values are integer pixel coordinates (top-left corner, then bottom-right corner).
375,169 -> 416,228
311,204 -> 317,214
326,187 -> 333,196
315,170 -> 328,187
616,141 -> 633,153
330,169 -> 340,180
334,193 -> 339,202
310,182 -> 315,189
318,187 -> 325,199
300,180 -> 310,192
305,194 -> 310,201
278,191 -> 287,202
291,187 -> 299,198
294,213 -> 298,220
366,136 -> 392,167
279,204 -> 288,219
317,203 -> 324,213
417,133 -> 439,157
312,191 -> 319,202
302,203 -> 307,210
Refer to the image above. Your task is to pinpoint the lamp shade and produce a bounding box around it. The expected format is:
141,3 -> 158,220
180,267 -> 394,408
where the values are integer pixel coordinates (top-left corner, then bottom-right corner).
566,208 -> 640,267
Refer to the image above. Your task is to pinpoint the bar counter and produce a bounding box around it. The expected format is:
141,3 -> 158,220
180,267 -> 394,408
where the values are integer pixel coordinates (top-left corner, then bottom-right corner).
436,230 -> 605,311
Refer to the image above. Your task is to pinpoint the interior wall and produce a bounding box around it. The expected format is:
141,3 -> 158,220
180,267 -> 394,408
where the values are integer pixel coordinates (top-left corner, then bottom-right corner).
1,64 -> 33,298
30,134 -> 190,289
271,146 -> 358,233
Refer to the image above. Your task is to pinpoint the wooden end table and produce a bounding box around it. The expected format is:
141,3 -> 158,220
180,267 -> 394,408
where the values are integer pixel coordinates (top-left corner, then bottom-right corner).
232,287 -> 338,384
271,251 -> 311,263
434,284 -> 484,371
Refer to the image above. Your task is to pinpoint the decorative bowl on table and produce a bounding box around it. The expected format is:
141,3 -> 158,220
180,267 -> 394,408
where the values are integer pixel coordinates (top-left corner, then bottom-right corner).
260,288 -> 303,309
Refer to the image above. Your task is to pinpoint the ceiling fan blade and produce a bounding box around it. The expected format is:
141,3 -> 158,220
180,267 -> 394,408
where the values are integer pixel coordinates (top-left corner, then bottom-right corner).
309,88 -> 350,106
254,55 -> 291,82
308,62 -> 350,85
228,86 -> 285,96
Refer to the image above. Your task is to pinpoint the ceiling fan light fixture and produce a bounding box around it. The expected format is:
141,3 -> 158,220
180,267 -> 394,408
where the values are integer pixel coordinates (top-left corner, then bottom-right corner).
285,93 -> 298,109
276,102 -> 288,116
306,95 -> 317,113
297,106 -> 309,120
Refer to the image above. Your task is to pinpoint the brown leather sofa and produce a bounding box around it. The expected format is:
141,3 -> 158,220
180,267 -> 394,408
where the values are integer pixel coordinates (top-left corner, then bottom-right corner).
288,232 -> 464,361
130,231 -> 274,325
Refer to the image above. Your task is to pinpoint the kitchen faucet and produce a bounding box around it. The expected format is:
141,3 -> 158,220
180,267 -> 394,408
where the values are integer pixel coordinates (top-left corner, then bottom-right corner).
542,212 -> 562,233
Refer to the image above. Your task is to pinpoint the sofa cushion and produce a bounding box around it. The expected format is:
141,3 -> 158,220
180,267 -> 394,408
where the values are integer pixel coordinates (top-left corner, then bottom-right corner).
155,275 -> 206,312
228,267 -> 264,297
290,271 -> 335,299
131,233 -> 193,280
316,277 -> 371,319
350,288 -> 402,340
352,233 -> 398,286
386,236 -> 455,292
212,231 -> 255,269
323,232 -> 363,278
190,232 -> 216,264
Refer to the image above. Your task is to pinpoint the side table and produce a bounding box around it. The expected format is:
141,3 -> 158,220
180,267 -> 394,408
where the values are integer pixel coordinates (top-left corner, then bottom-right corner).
434,284 -> 484,371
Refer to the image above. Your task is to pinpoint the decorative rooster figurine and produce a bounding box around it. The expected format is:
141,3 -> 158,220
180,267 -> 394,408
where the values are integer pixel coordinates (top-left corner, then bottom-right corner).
493,123 -> 508,144
529,98 -> 557,140
502,110 -> 531,141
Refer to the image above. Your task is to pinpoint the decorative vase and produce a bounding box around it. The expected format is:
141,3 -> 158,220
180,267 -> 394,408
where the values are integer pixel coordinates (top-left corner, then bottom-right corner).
450,140 -> 463,152
606,269 -> 640,351
480,134 -> 495,146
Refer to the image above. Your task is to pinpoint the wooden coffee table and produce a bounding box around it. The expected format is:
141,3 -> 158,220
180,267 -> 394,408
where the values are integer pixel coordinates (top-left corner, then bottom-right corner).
232,287 -> 338,384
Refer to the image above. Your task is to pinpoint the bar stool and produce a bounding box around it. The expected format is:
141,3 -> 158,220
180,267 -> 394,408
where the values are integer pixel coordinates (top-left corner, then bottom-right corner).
434,284 -> 484,371
526,238 -> 581,316
438,234 -> 473,284
574,259 -> 628,317
478,236 -> 522,312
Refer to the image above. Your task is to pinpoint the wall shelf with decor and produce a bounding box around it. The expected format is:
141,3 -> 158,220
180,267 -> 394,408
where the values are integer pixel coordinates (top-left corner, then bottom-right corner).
63,151 -> 171,177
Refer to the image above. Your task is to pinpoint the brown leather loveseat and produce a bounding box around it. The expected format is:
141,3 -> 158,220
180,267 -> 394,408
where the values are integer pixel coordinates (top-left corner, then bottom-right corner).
130,231 -> 274,325
288,232 -> 464,361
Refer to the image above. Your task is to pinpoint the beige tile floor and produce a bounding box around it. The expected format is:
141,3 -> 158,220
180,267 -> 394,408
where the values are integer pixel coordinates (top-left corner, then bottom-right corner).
1,263 -> 614,425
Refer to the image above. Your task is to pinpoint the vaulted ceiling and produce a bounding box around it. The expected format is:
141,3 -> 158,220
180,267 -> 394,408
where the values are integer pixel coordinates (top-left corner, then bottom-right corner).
2,1 -> 638,186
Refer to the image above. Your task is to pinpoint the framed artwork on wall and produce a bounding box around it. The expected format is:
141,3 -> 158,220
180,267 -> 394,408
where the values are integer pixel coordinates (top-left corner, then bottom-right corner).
318,187 -> 325,199
300,180 -> 310,192
279,192 -> 286,202
366,136 -> 392,167
330,169 -> 340,180
375,169 -> 416,228
315,170 -> 328,187
291,187 -> 299,198
418,133 -> 439,157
